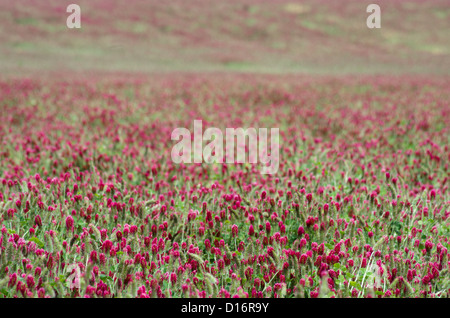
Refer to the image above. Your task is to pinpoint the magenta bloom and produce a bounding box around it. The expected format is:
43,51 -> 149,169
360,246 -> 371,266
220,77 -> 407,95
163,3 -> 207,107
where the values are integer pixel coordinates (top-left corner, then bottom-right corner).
231,224 -> 238,237
310,291 -> 319,298
35,215 -> 42,227
37,288 -> 45,298
318,243 -> 325,255
261,191 -> 267,200
8,273 -> 17,287
102,240 -> 113,252
299,254 -> 308,264
89,250 -> 98,263
265,222 -> 271,234
361,258 -> 367,268
430,189 -> 436,200
298,226 -> 305,237
204,239 -> 211,250
26,275 -> 35,289
65,215 -> 74,231
425,240 -> 434,252
248,224 -> 255,236
170,272 -> 177,285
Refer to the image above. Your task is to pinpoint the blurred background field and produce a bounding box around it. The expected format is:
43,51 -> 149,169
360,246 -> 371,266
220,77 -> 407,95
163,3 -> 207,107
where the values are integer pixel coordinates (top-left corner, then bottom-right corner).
0,0 -> 449,76
0,0 -> 449,301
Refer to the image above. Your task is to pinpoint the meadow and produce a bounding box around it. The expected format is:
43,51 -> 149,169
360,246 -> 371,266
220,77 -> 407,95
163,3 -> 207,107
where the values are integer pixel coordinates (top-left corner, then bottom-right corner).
0,0 -> 449,298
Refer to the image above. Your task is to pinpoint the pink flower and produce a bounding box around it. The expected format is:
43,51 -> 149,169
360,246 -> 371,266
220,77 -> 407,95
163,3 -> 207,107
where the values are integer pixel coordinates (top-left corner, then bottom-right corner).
299,254 -> 308,264
8,273 -> 17,287
425,240 -> 433,252
65,216 -> 74,231
102,240 -> 113,252
265,222 -> 271,234
248,224 -> 255,236
26,275 -> 35,289
35,215 -> 42,227
89,250 -> 98,263
37,288 -> 45,298
318,243 -> 325,255
99,253 -> 106,265
231,224 -> 238,237
261,191 -> 267,200
430,189 -> 436,200
170,272 -> 177,285
422,275 -> 431,285
361,258 -> 367,268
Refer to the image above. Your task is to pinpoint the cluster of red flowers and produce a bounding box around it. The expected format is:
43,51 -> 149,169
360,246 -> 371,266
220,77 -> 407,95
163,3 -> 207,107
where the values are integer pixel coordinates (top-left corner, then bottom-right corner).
0,74 -> 448,298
